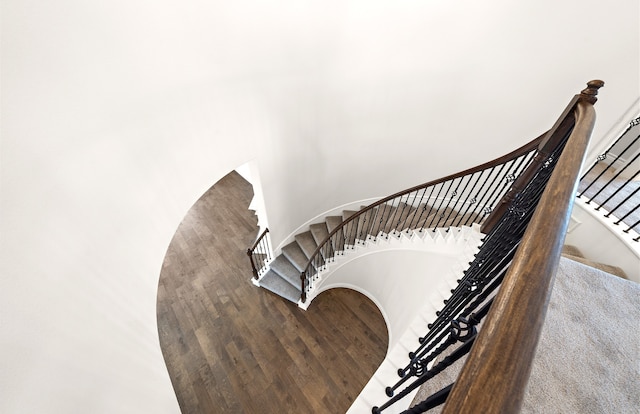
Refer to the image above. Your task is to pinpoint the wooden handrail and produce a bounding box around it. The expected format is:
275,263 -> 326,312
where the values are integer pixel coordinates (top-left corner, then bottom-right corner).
481,80 -> 603,233
300,133 -> 548,302
249,227 -> 270,252
441,81 -> 602,414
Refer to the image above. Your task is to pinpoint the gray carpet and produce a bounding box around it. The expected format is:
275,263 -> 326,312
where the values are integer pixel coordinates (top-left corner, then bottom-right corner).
409,256 -> 640,413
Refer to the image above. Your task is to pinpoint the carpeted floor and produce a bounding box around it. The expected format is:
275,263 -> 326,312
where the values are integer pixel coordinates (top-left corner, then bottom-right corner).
409,256 -> 640,413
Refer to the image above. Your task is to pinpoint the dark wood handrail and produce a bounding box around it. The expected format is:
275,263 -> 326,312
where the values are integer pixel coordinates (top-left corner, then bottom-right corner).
300,133 -> 548,302
249,227 -> 269,252
441,81 -> 602,414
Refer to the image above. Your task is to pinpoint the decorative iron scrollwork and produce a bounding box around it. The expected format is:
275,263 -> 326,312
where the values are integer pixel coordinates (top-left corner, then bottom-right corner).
450,317 -> 477,342
508,205 -> 527,219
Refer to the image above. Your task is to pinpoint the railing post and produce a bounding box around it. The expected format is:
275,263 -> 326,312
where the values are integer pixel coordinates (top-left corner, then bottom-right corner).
247,248 -> 259,280
300,272 -> 307,303
247,228 -> 271,280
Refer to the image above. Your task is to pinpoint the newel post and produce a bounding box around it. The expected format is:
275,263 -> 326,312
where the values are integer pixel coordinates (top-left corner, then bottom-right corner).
300,272 -> 307,303
247,248 -> 259,279
481,80 -> 604,234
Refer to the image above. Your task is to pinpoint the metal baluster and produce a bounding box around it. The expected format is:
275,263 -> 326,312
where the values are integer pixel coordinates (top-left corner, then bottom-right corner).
441,177 -> 465,229
600,171 -> 640,215
587,149 -> 640,205
580,134 -> 640,199
426,182 -> 452,228
455,170 -> 487,225
416,186 -> 438,232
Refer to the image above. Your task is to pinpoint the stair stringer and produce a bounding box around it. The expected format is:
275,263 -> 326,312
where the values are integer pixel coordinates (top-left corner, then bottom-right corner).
300,225 -> 483,311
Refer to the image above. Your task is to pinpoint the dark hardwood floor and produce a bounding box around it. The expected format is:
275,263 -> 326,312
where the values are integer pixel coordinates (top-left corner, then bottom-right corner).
157,171 -> 389,413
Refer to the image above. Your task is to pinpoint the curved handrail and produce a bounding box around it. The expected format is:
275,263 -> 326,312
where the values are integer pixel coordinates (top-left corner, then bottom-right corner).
300,131 -> 547,302
441,81 -> 602,413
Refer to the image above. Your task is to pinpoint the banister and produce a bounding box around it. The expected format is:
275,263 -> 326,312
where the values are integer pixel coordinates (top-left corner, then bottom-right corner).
300,133 -> 548,302
441,82 -> 602,414
247,228 -> 272,280
249,227 -> 270,252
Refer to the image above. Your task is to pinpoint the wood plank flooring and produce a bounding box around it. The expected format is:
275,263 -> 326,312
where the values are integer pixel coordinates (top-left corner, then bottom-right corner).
157,171 -> 389,413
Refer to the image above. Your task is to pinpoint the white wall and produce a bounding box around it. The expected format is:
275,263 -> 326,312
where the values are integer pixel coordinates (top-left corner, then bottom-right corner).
1,1 -> 638,412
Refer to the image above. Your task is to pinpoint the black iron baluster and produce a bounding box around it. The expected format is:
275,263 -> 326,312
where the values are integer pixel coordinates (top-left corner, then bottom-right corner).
426,182 -> 450,228
454,170 -> 487,226
580,134 -> 640,199
372,335 -> 477,414
450,174 -> 477,227
415,185 -> 438,232
441,177 -> 465,229
599,170 -> 640,215
580,117 -> 639,183
587,149 -> 640,205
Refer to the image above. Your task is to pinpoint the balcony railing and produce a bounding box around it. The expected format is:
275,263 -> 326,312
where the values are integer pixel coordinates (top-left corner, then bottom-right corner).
578,115 -> 640,242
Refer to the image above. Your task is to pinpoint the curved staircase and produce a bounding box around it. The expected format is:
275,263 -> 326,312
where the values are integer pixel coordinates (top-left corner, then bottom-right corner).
256,203 -> 475,304
247,81 -> 640,413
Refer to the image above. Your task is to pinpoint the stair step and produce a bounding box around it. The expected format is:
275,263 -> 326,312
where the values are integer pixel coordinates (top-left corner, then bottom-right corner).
447,211 -> 475,228
309,222 -> 329,244
424,206 -> 455,228
437,210 -> 475,229
326,215 -> 345,251
259,270 -> 301,303
282,241 -> 310,272
326,215 -> 343,232
385,202 -> 416,234
343,210 -> 360,245
561,244 -> 585,258
359,205 -> 382,240
367,205 -> 395,236
310,222 -> 334,260
296,231 -> 325,270
380,206 -> 400,235
562,253 -> 627,279
295,231 -> 318,259
408,205 -> 458,230
343,209 -> 358,219
269,255 -> 302,288
403,203 -> 432,230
